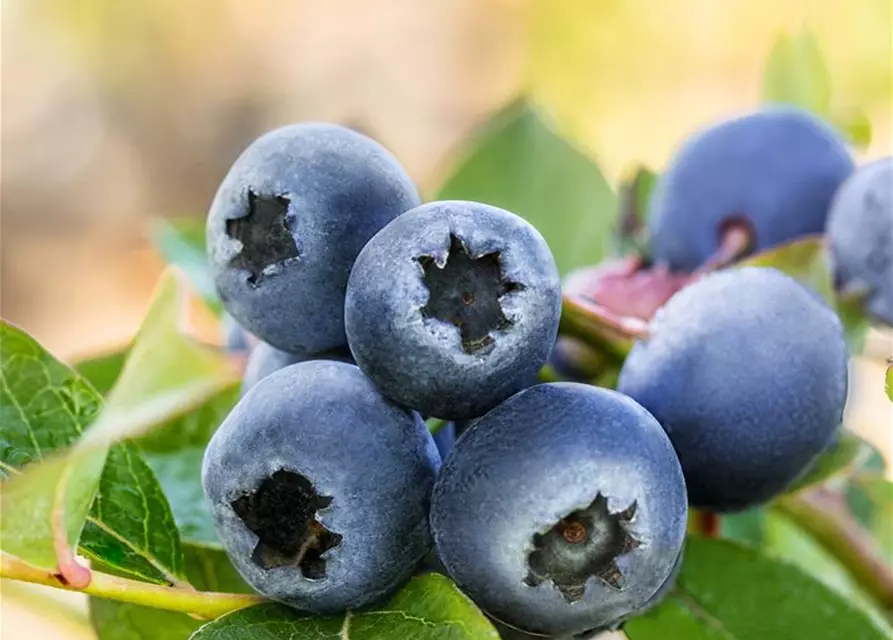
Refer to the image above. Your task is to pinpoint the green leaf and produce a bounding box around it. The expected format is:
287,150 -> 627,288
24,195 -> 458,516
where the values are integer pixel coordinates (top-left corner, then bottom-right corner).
763,511 -> 889,629
740,236 -> 834,303
831,108 -> 873,149
74,348 -> 129,396
1,270 -> 236,585
76,338 -> 236,546
740,237 -> 870,349
90,543 -> 252,640
720,509 -> 765,548
140,387 -> 239,545
784,429 -> 877,494
848,475 -> 893,564
436,98 -> 617,275
189,573 -> 499,640
615,165 -> 659,257
624,537 -> 890,640
0,322 -> 186,584
144,448 -> 217,545
151,218 -> 219,311
80,443 -> 185,584
762,30 -> 832,116
84,270 -> 239,448
0,321 -> 107,582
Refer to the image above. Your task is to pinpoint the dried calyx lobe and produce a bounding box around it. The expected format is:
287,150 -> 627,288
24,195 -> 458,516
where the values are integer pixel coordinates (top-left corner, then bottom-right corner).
418,234 -> 522,353
226,189 -> 300,286
231,470 -> 341,579
525,493 -> 641,603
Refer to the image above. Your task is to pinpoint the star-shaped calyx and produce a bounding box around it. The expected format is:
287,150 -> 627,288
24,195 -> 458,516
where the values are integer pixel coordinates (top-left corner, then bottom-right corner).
231,470 -> 342,579
524,494 -> 641,603
417,234 -> 522,354
226,189 -> 300,287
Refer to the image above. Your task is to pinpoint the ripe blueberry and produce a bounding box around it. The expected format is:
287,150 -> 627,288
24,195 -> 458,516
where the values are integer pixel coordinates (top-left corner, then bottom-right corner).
202,360 -> 440,612
207,123 -> 419,355
648,107 -> 854,272
430,383 -> 687,637
826,157 -> 893,325
617,267 -> 848,511
345,200 -> 561,420
241,341 -> 353,396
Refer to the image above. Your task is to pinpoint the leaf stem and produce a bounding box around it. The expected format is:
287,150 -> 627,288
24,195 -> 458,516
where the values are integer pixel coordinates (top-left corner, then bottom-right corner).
773,488 -> 893,611
0,552 -> 263,619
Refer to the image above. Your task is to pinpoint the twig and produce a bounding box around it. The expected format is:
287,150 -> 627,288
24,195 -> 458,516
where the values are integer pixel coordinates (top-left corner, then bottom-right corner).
0,552 -> 263,619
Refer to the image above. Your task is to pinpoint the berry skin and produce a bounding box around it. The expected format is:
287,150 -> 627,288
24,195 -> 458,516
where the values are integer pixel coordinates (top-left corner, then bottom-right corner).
617,267 -> 848,511
648,107 -> 854,272
345,200 -> 561,420
430,383 -> 687,637
207,123 -> 420,355
431,421 -> 457,459
241,341 -> 353,396
202,360 -> 440,613
221,312 -> 253,353
826,157 -> 893,325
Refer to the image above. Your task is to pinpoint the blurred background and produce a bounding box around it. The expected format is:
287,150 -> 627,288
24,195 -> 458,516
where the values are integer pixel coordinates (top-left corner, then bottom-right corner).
1,0 -> 891,638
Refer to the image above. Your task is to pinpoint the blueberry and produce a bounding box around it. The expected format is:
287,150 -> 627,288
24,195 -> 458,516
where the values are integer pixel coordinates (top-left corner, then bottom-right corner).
430,383 -> 687,636
431,421 -> 457,459
826,157 -> 893,325
345,200 -> 561,420
241,342 -> 353,395
202,360 -> 440,612
649,107 -> 854,272
221,312 -> 253,353
207,123 -> 420,355
617,267 -> 848,511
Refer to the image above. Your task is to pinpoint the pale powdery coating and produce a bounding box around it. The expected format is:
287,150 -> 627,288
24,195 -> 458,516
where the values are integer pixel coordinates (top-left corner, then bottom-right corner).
827,157 -> 893,325
345,200 -> 562,420
648,106 -> 854,272
202,361 -> 440,613
430,384 -> 687,637
240,342 -> 353,396
618,267 -> 848,512
207,123 -> 420,355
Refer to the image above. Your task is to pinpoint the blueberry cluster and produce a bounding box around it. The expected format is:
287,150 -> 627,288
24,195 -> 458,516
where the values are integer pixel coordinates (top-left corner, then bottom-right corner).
202,113 -> 858,637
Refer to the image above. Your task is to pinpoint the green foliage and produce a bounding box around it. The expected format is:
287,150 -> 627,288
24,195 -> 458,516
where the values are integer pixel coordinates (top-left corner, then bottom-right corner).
151,218 -> 219,311
436,98 -> 617,275
90,543 -> 253,640
188,574 -> 499,640
625,538 -> 891,639
0,322 -> 184,584
762,29 -> 872,148
785,430 -> 877,495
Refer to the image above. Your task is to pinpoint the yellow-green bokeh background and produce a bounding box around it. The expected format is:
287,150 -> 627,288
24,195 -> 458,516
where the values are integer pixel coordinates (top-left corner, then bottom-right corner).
2,1 -> 891,638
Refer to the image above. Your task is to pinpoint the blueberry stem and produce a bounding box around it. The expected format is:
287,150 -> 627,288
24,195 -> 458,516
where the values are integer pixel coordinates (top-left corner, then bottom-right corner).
695,222 -> 754,276
0,551 -> 263,619
774,487 -> 893,611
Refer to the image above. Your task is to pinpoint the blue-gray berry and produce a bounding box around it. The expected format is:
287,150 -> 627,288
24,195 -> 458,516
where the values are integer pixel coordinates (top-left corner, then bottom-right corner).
430,383 -> 687,637
617,267 -> 848,511
241,341 -> 353,396
826,157 -> 893,325
202,360 -> 440,612
345,200 -> 561,420
207,123 -> 419,354
649,107 -> 854,272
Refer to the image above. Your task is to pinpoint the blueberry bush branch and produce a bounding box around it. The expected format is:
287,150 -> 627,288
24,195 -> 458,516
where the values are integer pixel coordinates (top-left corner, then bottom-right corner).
0,552 -> 262,618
